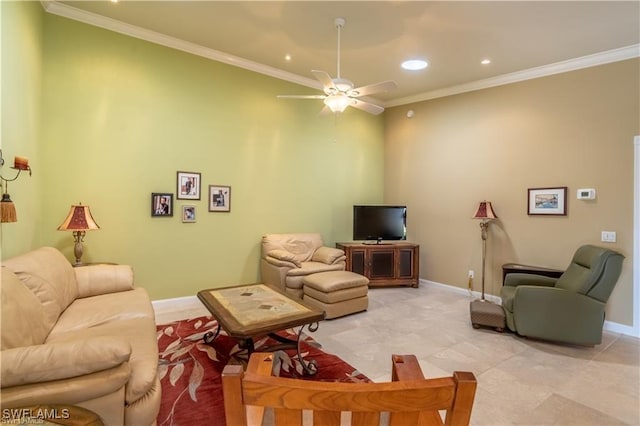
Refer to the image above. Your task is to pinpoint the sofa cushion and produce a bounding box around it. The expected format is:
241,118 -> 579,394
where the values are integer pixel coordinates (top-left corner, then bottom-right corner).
1,268 -> 49,350
3,247 -> 78,333
49,288 -> 155,337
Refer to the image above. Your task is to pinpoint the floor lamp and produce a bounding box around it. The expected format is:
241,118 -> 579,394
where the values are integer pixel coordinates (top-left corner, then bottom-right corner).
472,201 -> 498,301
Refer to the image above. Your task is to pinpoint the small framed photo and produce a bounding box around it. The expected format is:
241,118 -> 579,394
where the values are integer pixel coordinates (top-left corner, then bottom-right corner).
177,171 -> 201,200
528,187 -> 567,216
182,205 -> 196,223
151,193 -> 173,217
209,185 -> 231,212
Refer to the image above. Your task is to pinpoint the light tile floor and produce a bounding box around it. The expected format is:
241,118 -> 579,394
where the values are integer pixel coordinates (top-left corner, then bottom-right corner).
154,284 -> 640,425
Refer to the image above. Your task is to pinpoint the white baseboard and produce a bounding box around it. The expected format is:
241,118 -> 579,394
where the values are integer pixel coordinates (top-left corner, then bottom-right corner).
152,295 -> 200,314
420,279 -> 639,339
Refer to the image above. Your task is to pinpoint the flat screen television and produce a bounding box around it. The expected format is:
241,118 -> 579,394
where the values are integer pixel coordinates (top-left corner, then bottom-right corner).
353,205 -> 407,242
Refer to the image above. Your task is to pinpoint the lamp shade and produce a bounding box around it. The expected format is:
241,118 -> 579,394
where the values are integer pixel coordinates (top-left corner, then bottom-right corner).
57,204 -> 100,231
472,201 -> 498,220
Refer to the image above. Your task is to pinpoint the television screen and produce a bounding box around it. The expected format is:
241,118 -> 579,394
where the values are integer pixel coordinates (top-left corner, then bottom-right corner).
353,205 -> 407,241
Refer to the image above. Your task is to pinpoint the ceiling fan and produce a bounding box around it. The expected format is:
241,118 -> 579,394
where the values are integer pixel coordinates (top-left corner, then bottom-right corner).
278,17 -> 397,115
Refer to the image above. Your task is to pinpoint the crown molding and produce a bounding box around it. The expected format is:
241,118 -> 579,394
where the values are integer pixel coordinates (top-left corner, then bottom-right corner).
41,0 -> 322,92
42,1 -> 639,109
386,44 -> 640,107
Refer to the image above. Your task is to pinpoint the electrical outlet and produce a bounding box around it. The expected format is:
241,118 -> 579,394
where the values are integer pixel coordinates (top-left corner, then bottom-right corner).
468,270 -> 475,279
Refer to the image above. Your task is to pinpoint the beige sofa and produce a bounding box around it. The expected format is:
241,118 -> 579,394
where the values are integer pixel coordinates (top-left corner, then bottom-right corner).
1,247 -> 160,426
260,233 -> 346,298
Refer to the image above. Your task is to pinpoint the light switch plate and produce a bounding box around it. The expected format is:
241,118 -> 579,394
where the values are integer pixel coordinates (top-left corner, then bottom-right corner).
601,231 -> 617,243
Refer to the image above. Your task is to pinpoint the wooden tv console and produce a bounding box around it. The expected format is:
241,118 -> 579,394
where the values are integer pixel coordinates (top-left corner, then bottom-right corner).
336,242 -> 420,288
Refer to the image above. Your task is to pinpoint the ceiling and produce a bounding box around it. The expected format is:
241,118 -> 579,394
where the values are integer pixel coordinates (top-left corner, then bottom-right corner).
48,1 -> 640,108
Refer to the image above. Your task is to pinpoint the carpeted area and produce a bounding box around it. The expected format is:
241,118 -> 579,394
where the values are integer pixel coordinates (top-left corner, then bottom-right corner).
156,316 -> 369,426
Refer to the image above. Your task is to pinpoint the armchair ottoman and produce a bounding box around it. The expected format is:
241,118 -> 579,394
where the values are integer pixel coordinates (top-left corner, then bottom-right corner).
303,271 -> 369,319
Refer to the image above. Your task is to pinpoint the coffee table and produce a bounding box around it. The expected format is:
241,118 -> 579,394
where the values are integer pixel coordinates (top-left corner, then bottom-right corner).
197,283 -> 325,375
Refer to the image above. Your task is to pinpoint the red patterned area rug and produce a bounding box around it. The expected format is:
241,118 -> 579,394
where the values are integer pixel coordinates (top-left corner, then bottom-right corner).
156,316 -> 369,426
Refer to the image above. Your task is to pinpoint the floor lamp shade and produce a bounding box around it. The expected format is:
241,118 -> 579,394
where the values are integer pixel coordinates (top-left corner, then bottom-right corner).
472,201 -> 498,221
58,204 -> 100,265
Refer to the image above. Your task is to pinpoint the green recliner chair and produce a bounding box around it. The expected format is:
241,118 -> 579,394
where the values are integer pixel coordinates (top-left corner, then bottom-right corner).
501,245 -> 624,346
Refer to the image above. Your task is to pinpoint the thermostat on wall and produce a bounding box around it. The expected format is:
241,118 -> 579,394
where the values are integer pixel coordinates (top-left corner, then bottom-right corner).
577,188 -> 596,200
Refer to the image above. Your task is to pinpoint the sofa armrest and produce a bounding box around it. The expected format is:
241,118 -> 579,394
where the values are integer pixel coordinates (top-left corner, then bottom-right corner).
311,247 -> 346,265
504,273 -> 558,288
1,337 -> 131,388
75,264 -> 134,297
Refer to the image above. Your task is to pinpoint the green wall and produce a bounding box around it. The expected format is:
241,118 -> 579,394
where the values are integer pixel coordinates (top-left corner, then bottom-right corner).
3,5 -> 385,300
0,1 -> 43,258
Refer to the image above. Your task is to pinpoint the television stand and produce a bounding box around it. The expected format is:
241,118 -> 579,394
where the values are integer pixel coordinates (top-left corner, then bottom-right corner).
336,242 -> 419,288
363,240 -> 392,245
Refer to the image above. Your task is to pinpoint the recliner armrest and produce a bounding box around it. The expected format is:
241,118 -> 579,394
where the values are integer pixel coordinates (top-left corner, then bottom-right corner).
504,273 -> 558,288
1,337 -> 131,388
311,247 -> 346,265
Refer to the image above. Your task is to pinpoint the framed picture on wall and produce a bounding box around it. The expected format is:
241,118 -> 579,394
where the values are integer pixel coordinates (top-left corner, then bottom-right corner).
182,205 -> 196,223
151,193 -> 173,217
177,171 -> 201,200
528,187 -> 567,216
209,185 -> 231,212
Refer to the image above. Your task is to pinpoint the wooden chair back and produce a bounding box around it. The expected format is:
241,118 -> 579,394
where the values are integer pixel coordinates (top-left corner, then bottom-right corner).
222,352 -> 477,426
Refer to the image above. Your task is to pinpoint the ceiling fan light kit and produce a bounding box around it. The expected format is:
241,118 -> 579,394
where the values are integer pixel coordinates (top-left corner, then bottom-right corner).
278,17 -> 397,115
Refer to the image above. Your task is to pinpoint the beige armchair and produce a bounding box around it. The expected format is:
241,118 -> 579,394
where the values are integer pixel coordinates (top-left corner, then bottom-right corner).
260,233 -> 346,298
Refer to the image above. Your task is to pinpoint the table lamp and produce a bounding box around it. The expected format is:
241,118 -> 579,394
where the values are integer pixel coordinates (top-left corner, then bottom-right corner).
57,203 -> 100,266
472,201 -> 498,301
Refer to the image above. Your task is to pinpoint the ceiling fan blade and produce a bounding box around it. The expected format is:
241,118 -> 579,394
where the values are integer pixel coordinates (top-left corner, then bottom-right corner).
277,95 -> 327,100
350,80 -> 397,97
351,99 -> 385,115
311,70 -> 337,92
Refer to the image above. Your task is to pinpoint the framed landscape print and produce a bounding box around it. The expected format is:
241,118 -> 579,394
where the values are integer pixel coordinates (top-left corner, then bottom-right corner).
177,171 -> 201,200
209,185 -> 231,212
528,187 -> 567,216
151,193 -> 173,217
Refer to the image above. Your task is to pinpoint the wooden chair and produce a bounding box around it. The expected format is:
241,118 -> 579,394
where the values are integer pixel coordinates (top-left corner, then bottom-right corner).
222,352 -> 477,426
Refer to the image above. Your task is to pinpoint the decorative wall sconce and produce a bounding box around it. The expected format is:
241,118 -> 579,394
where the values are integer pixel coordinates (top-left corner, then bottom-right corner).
57,204 -> 101,266
0,149 -> 32,223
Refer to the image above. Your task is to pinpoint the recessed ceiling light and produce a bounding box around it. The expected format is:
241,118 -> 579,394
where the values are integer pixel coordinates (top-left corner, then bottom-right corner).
401,59 -> 428,71
285,54 -> 292,62
481,59 -> 491,65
